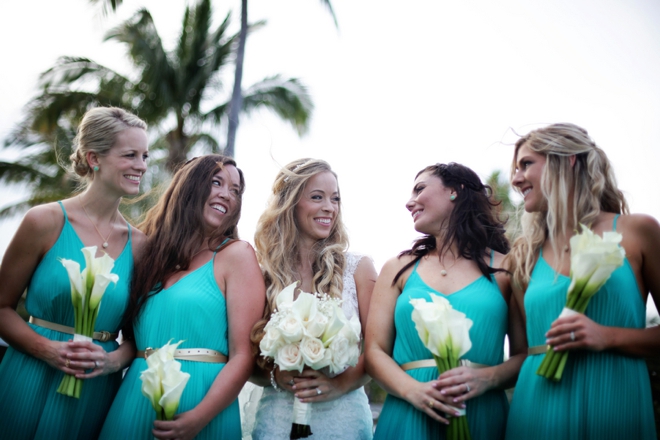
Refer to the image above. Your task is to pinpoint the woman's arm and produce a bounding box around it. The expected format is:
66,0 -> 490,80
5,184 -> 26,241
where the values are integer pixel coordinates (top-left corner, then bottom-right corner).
0,205 -> 85,375
153,241 -> 266,440
546,213 -> 660,357
364,256 -> 455,425
292,256 -> 377,402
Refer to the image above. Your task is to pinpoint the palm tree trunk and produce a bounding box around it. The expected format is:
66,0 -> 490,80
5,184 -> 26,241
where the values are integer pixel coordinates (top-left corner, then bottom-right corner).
166,121 -> 189,172
225,0 -> 248,158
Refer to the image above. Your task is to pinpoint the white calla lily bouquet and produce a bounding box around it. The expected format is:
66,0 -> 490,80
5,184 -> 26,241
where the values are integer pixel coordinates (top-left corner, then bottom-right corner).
140,340 -> 191,421
259,282 -> 361,439
57,246 -> 118,398
410,293 -> 473,440
537,225 -> 625,381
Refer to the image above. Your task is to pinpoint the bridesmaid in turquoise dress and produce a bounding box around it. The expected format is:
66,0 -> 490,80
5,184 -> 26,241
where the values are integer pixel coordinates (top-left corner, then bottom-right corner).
365,163 -> 526,440
99,155 -> 265,440
0,107 -> 149,439
505,123 -> 659,439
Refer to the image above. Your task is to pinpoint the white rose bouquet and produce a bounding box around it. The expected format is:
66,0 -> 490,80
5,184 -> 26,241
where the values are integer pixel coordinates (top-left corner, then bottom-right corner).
140,340 -> 191,421
410,293 -> 473,440
537,225 -> 625,381
259,282 -> 361,439
57,246 -> 119,398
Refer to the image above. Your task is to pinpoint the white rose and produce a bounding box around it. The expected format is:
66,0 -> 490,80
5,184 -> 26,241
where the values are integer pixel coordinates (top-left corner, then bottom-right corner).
275,343 -> 304,372
300,337 -> 329,370
276,313 -> 304,343
305,311 -> 328,338
260,327 -> 284,357
328,333 -> 351,374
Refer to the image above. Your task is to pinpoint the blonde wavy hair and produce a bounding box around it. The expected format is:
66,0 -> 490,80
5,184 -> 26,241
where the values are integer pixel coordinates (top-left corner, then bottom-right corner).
507,123 -> 628,289
251,159 -> 349,361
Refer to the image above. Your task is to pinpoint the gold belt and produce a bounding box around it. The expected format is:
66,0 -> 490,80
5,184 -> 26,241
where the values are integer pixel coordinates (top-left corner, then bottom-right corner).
400,359 -> 490,371
528,345 -> 550,355
29,316 -> 117,342
136,348 -> 228,363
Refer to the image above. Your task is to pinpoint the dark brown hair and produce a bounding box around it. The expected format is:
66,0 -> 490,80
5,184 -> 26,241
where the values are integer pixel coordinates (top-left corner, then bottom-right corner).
123,155 -> 245,339
393,162 -> 510,285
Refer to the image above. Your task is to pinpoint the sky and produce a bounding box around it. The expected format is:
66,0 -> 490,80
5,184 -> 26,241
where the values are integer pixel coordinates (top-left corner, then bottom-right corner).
1,0 -> 659,316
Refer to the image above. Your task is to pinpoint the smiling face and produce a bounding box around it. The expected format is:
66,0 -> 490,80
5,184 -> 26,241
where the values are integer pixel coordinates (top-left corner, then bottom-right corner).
294,171 -> 339,245
406,171 -> 455,235
94,127 -> 149,197
203,164 -> 241,235
512,142 -> 548,212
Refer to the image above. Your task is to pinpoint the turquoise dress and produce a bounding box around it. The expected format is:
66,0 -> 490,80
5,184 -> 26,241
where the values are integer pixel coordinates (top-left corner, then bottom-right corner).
0,201 -> 132,440
506,217 -> 656,439
374,257 -> 509,440
99,251 -> 241,439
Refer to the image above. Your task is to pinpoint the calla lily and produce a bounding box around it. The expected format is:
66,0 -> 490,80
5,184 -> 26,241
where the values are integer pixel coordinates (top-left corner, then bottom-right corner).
57,246 -> 120,398
160,360 -> 191,420
140,366 -> 164,419
321,303 -> 347,346
409,293 -> 473,439
538,225 -> 625,381
275,282 -> 298,309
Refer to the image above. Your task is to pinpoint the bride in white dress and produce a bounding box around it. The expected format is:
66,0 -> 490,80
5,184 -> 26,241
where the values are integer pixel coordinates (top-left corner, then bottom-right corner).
248,158 -> 376,439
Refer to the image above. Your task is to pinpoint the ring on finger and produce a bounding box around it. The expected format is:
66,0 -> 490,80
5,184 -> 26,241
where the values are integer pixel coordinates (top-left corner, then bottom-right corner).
316,388 -> 322,396
65,358 -> 70,368
570,331 -> 576,342
466,384 -> 471,393
94,360 -> 99,369
288,380 -> 295,386
428,400 -> 434,408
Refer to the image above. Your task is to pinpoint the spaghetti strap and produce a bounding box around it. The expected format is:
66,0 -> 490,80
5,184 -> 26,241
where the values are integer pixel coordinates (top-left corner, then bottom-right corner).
489,249 -> 495,267
57,200 -> 69,221
613,214 -> 620,231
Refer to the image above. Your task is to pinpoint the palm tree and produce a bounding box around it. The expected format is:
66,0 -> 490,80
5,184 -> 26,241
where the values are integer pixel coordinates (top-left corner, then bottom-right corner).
486,170 -> 521,240
225,0 -> 337,157
1,0 -> 313,216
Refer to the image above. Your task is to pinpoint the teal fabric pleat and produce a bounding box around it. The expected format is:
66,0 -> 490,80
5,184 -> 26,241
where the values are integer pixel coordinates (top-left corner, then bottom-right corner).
0,202 -> 133,440
505,255 -> 656,439
99,255 -> 241,440
374,266 -> 509,440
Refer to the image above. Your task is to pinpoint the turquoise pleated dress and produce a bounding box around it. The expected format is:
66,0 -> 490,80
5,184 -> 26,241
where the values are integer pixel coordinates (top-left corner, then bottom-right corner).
506,217 -> 656,439
374,258 -> 509,440
99,253 -> 241,439
0,201 -> 132,440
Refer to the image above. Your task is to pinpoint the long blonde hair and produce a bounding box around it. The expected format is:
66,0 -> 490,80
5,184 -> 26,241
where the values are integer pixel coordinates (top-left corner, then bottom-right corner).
251,159 -> 349,360
507,123 -> 628,289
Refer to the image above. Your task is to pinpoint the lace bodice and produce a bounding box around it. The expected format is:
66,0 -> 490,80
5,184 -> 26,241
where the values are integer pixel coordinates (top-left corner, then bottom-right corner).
339,252 -> 363,321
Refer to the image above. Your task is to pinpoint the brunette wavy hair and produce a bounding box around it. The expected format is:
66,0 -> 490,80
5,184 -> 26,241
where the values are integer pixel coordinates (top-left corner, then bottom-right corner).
393,162 -> 510,285
122,155 -> 245,339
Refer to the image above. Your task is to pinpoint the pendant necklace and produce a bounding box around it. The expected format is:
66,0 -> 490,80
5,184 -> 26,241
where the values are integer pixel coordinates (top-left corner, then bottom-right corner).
175,247 -> 210,271
79,195 -> 117,249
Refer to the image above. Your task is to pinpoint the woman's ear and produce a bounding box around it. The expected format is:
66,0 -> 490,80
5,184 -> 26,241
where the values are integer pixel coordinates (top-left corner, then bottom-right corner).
569,154 -> 577,168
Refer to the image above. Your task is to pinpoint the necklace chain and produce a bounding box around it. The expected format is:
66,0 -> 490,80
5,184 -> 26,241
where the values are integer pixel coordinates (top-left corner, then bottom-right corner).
79,195 -> 117,249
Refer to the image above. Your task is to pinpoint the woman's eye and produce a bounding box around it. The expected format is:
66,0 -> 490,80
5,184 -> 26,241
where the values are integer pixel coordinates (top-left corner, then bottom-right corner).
332,197 -> 340,203
311,195 -> 322,200
143,154 -> 149,161
212,179 -> 220,186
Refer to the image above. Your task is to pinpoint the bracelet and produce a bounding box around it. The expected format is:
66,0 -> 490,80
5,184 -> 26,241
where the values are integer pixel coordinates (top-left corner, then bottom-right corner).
270,367 -> 284,392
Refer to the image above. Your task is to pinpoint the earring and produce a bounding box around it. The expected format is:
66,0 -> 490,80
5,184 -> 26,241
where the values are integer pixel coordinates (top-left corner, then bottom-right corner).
450,194 -> 456,201
93,166 -> 99,172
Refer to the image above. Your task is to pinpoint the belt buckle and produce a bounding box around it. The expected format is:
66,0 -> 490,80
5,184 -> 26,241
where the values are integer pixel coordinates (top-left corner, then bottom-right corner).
98,331 -> 112,342
144,347 -> 155,359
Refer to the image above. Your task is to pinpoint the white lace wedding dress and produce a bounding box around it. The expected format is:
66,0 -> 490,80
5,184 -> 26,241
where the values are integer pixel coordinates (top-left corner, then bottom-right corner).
246,253 -> 373,440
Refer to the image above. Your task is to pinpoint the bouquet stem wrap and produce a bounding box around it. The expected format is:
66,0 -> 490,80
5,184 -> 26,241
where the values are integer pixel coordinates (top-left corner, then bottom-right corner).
536,225 -> 625,381
57,246 -> 118,398
290,398 -> 312,439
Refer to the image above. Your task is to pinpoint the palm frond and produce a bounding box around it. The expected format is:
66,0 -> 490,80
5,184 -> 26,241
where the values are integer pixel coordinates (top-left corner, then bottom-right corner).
242,76 -> 314,135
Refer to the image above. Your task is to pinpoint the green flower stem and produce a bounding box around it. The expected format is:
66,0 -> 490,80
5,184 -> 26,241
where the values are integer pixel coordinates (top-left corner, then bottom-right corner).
553,351 -> 569,381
